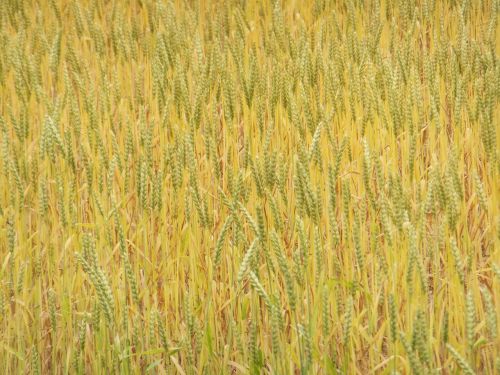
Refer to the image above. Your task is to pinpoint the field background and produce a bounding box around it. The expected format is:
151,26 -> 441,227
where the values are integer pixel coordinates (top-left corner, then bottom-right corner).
0,0 -> 499,373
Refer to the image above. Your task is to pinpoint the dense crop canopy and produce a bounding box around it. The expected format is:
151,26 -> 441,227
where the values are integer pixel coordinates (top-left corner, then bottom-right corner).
0,0 -> 498,373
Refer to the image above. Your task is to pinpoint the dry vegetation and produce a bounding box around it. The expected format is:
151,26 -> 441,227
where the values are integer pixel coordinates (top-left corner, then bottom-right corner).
0,0 -> 499,373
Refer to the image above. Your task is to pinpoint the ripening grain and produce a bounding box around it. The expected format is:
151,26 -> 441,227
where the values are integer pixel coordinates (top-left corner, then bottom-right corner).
0,0 -> 499,374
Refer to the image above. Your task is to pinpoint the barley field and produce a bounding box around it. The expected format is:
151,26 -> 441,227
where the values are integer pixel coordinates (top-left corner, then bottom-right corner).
0,0 -> 499,373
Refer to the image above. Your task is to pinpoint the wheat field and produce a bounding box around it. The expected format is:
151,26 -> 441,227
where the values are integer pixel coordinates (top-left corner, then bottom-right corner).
0,0 -> 499,373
